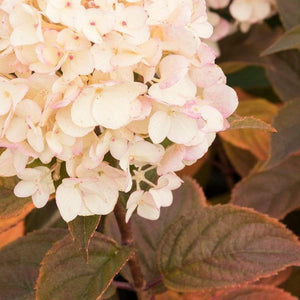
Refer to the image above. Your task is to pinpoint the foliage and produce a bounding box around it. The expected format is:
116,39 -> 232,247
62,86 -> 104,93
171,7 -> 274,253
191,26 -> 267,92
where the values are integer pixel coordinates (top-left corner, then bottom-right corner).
0,0 -> 300,299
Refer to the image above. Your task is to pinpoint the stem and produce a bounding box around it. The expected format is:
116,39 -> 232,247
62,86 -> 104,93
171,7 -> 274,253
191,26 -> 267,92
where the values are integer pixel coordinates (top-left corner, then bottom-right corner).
113,202 -> 146,293
112,280 -> 134,291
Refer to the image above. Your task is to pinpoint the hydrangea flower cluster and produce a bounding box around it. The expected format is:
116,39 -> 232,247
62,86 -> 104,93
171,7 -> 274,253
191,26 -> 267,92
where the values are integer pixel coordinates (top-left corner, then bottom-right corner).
0,0 -> 238,223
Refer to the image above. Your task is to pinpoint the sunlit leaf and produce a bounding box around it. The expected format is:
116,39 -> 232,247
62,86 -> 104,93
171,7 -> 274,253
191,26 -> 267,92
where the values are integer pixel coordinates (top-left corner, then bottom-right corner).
265,99 -> 300,169
0,228 -> 67,300
276,0 -> 300,30
36,233 -> 133,300
157,205 -> 300,291
220,99 -> 278,160
262,25 -> 300,56
68,215 -> 101,261
232,156 -> 300,219
227,114 -> 276,131
211,285 -> 297,300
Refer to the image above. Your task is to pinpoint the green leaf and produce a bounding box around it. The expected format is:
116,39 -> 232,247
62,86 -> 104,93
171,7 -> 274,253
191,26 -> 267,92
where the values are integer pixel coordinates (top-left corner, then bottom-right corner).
262,25 -> 300,56
265,99 -> 300,169
222,142 -> 257,177
68,215 -> 101,261
0,228 -> 67,300
157,205 -> 300,291
0,177 -> 34,233
276,0 -> 300,30
265,50 -> 300,102
232,156 -> 300,219
36,232 -> 133,300
227,114 -> 276,131
104,177 -> 207,293
212,285 -> 297,300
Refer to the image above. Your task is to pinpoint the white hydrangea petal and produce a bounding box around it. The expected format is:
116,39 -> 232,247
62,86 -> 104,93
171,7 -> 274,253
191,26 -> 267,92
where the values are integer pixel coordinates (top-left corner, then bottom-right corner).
168,112 -> 198,144
149,188 -> 173,207
137,192 -> 160,220
32,190 -> 49,208
149,111 -> 170,144
56,181 -> 82,222
14,180 -> 37,197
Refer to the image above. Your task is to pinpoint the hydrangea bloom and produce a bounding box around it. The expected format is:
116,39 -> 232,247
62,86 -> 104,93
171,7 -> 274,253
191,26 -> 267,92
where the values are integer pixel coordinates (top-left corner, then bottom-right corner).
0,0 -> 238,222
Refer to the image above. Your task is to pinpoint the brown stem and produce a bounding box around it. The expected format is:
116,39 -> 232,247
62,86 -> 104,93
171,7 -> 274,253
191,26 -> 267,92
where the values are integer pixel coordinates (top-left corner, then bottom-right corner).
113,202 -> 146,293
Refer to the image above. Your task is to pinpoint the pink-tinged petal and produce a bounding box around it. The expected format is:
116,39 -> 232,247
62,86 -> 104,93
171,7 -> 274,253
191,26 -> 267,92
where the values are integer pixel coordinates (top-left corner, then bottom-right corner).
229,0 -> 252,22
17,167 -> 40,180
46,131 -> 63,155
159,55 -> 189,89
203,84 -> 238,118
32,190 -> 49,208
14,180 -> 37,197
157,145 -> 185,175
5,117 -> 27,143
149,187 -> 173,207
149,111 -> 170,144
56,181 -> 82,222
71,87 -> 98,128
137,192 -> 160,220
197,43 -> 216,66
168,112 -> 198,144
183,143 -> 209,161
56,105 -> 94,137
189,64 -> 226,88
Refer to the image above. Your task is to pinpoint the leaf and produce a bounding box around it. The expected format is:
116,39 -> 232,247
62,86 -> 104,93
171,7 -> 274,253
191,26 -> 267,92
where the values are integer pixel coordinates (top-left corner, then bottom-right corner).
222,142 -> 257,177
218,24 -> 281,73
0,228 -> 67,300
265,50 -> 300,102
280,267 -> 300,298
256,268 -> 292,287
104,177 -> 207,292
265,99 -> 300,169
227,114 -> 276,131
0,221 -> 24,249
219,99 -> 278,160
211,285 -> 297,300
36,232 -> 133,300
68,215 -> 101,261
157,205 -> 300,292
0,177 -> 34,233
276,0 -> 300,30
232,156 -> 300,219
262,25 -> 300,56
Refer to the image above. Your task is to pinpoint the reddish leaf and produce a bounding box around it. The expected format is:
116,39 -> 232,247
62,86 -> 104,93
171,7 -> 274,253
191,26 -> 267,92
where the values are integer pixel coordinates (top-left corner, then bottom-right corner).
157,205 -> 300,292
0,228 -> 67,300
265,99 -> 300,169
232,156 -> 300,219
211,285 -> 297,300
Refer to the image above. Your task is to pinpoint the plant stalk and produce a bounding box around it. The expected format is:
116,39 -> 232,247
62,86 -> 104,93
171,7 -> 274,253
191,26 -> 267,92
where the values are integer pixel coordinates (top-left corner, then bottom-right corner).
113,202 -> 147,298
